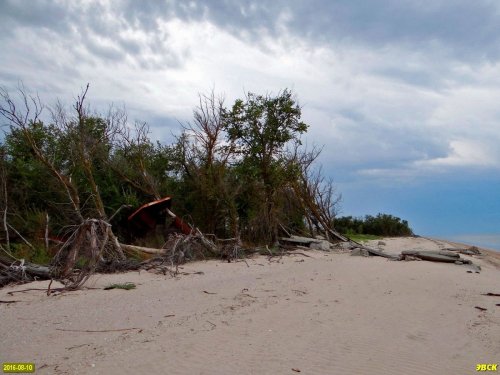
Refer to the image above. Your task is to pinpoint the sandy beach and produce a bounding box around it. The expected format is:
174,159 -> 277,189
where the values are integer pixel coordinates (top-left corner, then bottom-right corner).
1,236 -> 499,375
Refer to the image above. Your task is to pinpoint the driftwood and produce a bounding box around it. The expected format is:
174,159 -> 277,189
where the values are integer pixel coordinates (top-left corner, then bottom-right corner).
328,228 -> 348,242
52,219 -> 124,290
0,254 -> 51,287
350,244 -> 400,260
0,229 -> 227,289
0,255 -> 51,278
442,247 -> 481,256
401,250 -> 469,263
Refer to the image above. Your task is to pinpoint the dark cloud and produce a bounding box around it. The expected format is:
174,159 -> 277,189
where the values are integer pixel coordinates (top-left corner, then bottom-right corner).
3,0 -> 499,69
0,0 -> 71,35
327,1 -> 499,60
370,66 -> 446,89
99,0 -> 500,63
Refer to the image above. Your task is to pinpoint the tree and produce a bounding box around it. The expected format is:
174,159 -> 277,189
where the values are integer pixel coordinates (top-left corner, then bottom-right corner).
173,91 -> 240,237
0,84 -> 125,288
223,89 -> 308,244
288,144 -> 342,240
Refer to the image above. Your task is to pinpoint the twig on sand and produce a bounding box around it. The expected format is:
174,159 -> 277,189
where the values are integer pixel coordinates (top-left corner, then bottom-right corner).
7,286 -> 101,296
47,279 -> 53,296
66,343 -> 90,350
482,293 -> 500,297
8,288 -> 62,295
240,293 -> 257,299
56,327 -> 142,333
0,300 -> 23,304
288,252 -> 312,258
203,290 -> 217,295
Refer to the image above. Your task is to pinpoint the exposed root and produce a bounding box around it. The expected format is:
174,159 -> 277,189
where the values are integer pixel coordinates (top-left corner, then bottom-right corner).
51,219 -> 124,290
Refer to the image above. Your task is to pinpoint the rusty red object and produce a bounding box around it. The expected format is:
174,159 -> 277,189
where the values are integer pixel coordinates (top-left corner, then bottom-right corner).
173,216 -> 192,235
128,196 -> 191,236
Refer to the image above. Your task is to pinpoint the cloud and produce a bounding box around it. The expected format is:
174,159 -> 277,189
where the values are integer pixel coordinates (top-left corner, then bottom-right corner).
109,0 -> 500,63
415,139 -> 498,168
1,0 -> 500,178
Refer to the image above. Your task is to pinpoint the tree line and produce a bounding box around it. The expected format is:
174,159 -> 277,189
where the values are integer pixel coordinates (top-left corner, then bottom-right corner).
334,213 -> 413,237
0,85 -> 341,261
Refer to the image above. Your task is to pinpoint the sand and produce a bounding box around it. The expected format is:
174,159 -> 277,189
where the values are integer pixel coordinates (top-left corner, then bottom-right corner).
1,237 -> 499,375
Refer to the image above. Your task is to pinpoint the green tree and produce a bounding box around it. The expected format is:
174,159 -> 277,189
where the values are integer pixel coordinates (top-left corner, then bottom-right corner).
0,84 -> 126,264
223,89 -> 308,243
171,92 -> 239,237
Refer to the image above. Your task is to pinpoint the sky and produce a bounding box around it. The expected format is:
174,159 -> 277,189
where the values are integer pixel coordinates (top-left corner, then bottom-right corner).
0,0 -> 499,246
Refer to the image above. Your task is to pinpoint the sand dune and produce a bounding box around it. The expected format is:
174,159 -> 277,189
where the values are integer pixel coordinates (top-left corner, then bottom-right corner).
1,237 -> 499,374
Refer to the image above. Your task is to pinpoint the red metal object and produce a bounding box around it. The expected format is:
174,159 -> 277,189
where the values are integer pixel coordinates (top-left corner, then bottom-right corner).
128,197 -> 191,236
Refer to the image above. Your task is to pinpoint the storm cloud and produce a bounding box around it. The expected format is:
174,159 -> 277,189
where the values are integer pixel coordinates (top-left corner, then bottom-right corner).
1,0 -> 500,236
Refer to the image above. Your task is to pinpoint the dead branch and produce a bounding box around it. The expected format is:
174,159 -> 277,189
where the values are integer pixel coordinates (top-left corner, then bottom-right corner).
287,144 -> 345,242
109,204 -> 132,222
44,213 -> 49,252
7,223 -> 35,250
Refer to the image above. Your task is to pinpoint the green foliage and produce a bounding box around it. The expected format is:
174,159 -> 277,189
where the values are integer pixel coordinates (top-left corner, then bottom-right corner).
335,213 -> 413,237
225,90 -> 307,146
104,282 -> 136,290
0,86 -> 335,251
223,90 -> 308,243
8,243 -> 52,265
224,90 -> 307,184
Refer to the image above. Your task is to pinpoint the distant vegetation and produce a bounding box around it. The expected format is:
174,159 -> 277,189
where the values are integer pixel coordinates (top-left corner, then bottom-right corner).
335,214 -> 413,237
346,233 -> 382,242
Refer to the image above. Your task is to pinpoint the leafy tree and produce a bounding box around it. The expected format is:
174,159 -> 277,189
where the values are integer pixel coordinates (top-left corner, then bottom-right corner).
0,84 -> 125,262
223,89 -> 308,243
1,84 -> 344,261
172,92 -> 239,237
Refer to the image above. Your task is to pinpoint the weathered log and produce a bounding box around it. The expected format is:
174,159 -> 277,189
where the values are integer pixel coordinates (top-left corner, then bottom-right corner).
22,262 -> 51,278
401,250 -> 464,263
354,245 -> 400,260
0,255 -> 51,281
328,228 -> 349,242
402,250 -> 460,259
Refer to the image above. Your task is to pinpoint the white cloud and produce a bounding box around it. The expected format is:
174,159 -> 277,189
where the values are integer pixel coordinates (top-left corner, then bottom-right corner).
415,139 -> 498,168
